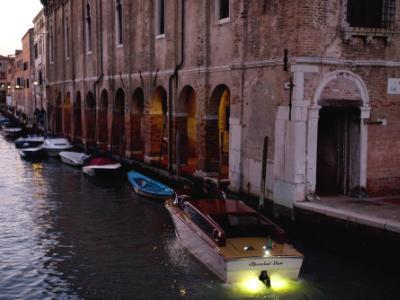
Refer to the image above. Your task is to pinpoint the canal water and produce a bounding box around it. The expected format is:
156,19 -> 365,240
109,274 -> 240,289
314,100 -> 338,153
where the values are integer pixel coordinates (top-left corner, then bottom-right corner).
0,136 -> 398,300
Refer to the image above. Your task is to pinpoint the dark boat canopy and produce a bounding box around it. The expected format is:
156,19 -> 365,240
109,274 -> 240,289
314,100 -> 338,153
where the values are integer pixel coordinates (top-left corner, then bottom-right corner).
190,199 -> 257,215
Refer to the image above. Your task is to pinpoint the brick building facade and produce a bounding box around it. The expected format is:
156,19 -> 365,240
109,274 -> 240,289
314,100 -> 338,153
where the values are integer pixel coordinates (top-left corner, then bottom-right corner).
42,0 -> 400,209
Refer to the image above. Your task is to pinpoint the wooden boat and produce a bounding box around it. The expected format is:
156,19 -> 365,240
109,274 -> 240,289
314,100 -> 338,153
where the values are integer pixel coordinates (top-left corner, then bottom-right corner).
42,138 -> 73,157
82,157 -> 122,178
165,198 -> 303,287
19,146 -> 46,160
15,135 -> 45,149
127,171 -> 175,200
59,151 -> 90,167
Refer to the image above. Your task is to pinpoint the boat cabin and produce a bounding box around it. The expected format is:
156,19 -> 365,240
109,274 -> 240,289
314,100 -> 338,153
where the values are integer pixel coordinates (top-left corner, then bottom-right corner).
179,199 -> 286,247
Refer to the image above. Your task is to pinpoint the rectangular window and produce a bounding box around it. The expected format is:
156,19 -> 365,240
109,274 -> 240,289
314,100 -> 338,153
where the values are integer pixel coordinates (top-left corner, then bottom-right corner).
116,0 -> 123,45
86,4 -> 92,53
26,79 -> 29,89
217,0 -> 230,21
49,24 -> 54,63
34,44 -> 38,59
39,71 -> 43,85
155,0 -> 165,36
347,0 -> 396,29
64,15 -> 70,58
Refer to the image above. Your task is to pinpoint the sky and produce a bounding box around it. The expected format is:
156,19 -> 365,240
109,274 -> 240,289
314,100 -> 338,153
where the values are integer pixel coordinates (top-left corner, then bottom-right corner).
0,0 -> 43,56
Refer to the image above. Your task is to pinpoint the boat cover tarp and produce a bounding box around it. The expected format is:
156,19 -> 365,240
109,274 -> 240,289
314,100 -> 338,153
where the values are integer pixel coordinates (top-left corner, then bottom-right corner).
88,157 -> 117,166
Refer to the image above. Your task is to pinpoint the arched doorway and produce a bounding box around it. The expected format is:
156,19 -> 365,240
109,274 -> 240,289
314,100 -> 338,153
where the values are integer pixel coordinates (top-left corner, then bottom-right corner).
55,93 -> 62,135
205,85 -> 230,178
63,92 -> 72,138
112,88 -> 125,155
310,70 -> 370,197
177,86 -> 197,173
145,87 -> 167,162
131,88 -> 144,158
98,89 -> 109,150
73,92 -> 82,142
85,91 -> 96,147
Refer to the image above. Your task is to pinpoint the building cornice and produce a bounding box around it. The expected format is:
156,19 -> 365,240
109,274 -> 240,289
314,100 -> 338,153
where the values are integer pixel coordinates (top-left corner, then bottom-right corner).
42,0 -> 68,16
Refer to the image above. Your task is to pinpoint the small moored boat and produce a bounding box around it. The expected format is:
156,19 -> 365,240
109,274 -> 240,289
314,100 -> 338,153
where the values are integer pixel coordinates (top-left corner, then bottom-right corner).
2,127 -> 23,139
165,197 -> 303,287
42,138 -> 73,157
82,157 -> 122,178
15,135 -> 45,149
19,146 -> 46,160
60,151 -> 90,167
127,171 -> 175,200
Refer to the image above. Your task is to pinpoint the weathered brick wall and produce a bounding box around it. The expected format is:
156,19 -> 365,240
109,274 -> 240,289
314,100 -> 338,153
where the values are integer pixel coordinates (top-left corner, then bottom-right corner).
43,0 -> 400,197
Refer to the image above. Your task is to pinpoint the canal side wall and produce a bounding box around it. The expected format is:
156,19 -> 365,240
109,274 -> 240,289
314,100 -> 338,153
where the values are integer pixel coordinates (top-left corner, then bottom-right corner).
42,0 -> 400,210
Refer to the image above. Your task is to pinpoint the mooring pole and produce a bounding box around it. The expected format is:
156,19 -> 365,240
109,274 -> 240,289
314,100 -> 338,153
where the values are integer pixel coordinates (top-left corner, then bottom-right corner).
259,136 -> 269,208
176,130 -> 181,179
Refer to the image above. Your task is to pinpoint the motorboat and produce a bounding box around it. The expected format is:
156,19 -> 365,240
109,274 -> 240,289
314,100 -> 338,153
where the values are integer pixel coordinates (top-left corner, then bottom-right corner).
82,157 -> 122,178
127,170 -> 175,200
15,135 -> 45,149
59,151 -> 90,167
42,138 -> 73,157
2,126 -> 23,139
19,146 -> 46,160
165,197 -> 303,287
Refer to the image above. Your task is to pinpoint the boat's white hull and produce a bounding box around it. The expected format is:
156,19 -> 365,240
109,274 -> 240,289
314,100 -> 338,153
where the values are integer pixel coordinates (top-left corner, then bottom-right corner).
59,152 -> 89,167
166,204 -> 303,284
82,164 -> 122,178
44,146 -> 73,157
60,155 -> 83,166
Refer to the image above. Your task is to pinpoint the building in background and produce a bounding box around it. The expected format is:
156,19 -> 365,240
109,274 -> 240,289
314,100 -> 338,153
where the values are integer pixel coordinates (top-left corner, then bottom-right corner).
5,55 -> 16,108
13,49 -> 24,120
0,55 -> 7,107
33,9 -> 47,131
42,0 -> 400,210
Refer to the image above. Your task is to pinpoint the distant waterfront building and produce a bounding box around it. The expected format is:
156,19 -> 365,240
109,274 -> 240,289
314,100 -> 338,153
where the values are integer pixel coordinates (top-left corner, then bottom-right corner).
33,9 -> 48,131
42,0 -> 400,209
0,55 -> 7,106
5,55 -> 15,107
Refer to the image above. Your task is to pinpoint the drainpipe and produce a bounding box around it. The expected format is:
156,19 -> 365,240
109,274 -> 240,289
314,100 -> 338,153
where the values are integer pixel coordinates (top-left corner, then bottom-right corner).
167,0 -> 185,175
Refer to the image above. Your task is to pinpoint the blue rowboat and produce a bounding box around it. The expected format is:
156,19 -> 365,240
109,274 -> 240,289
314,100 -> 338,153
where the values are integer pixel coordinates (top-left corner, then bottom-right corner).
127,171 -> 175,200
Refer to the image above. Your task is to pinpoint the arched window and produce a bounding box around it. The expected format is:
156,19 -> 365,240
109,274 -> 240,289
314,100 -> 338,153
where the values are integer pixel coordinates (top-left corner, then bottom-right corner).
85,2 -> 92,53
116,0 -> 123,45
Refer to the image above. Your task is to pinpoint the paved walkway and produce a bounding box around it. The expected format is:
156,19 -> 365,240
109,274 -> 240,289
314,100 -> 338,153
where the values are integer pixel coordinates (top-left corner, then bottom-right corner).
295,195 -> 400,234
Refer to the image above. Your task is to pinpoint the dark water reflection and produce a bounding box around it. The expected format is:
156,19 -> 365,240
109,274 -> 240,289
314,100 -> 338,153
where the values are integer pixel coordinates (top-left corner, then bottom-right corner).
0,137 -> 398,300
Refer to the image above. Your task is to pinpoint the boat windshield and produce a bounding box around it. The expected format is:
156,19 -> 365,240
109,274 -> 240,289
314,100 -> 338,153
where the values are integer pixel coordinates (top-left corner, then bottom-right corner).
210,213 -> 274,238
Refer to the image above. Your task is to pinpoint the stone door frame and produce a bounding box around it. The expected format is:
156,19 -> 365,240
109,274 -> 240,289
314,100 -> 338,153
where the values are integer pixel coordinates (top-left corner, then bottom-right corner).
306,70 -> 371,197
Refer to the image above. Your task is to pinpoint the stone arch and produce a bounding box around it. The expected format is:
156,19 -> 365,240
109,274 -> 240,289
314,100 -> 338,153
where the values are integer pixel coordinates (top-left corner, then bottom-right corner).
85,91 -> 96,146
112,88 -> 126,154
144,86 -> 167,161
307,70 -> 370,197
98,89 -> 109,150
176,85 -> 197,171
131,87 -> 145,155
63,92 -> 72,137
73,91 -> 82,142
203,84 -> 230,176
